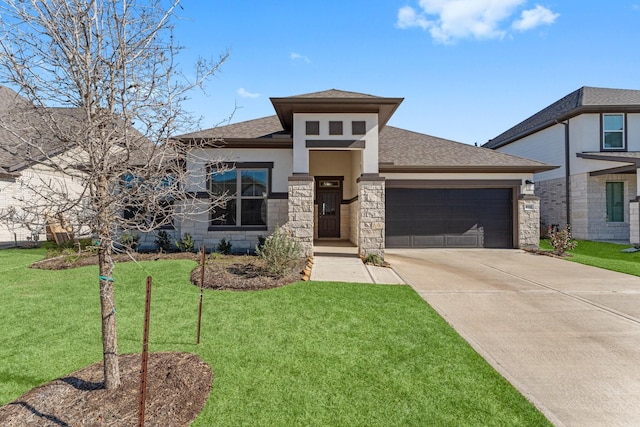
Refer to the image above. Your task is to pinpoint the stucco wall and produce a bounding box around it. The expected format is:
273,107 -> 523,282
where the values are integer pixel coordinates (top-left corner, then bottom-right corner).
293,112 -> 378,174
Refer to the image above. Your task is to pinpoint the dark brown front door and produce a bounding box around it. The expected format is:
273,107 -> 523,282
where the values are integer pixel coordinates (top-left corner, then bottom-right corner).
317,189 -> 341,238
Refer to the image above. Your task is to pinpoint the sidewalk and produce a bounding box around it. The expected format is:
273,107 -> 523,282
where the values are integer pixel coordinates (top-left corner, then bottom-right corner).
309,241 -> 404,284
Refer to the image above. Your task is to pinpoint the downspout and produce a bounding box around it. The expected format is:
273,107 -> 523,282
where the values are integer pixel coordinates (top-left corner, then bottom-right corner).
562,120 -> 571,226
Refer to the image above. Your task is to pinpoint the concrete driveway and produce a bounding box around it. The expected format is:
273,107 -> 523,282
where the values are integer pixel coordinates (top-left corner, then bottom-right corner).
386,249 -> 640,427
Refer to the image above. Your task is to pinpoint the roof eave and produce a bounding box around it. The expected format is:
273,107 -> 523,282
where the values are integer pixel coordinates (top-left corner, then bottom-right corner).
379,165 -> 558,174
175,137 -> 293,149
270,97 -> 404,132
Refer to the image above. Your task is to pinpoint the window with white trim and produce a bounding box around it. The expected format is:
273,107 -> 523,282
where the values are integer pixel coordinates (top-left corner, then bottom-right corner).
603,114 -> 625,150
211,168 -> 268,226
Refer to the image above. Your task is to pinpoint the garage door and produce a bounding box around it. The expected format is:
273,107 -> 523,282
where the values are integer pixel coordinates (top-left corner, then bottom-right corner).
386,188 -> 513,248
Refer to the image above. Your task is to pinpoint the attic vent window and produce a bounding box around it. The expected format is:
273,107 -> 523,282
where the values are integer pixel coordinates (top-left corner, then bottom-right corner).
306,121 -> 320,135
352,121 -> 366,135
329,121 -> 343,135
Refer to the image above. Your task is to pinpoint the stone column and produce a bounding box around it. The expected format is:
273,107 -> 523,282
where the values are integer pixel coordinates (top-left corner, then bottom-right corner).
518,194 -> 540,249
630,199 -> 640,246
358,175 -> 385,259
286,175 -> 314,257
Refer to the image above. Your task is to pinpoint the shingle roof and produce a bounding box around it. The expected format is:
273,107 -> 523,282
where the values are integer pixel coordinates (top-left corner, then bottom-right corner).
379,126 -> 553,171
175,115 -> 554,172
291,89 -> 382,99
175,115 -> 286,140
484,86 -> 640,149
0,85 -> 153,172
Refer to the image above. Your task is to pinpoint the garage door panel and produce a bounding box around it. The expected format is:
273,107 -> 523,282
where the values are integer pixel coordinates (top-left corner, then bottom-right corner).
386,188 -> 513,248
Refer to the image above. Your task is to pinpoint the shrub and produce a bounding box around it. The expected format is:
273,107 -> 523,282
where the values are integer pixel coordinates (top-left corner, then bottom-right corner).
363,253 -> 384,266
547,224 -> 577,256
257,235 -> 266,252
154,230 -> 172,253
217,238 -> 232,255
256,226 -> 302,277
176,233 -> 195,253
120,231 -> 140,250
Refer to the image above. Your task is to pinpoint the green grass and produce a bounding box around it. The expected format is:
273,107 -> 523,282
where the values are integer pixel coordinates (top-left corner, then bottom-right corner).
541,239 -> 640,276
0,248 -> 550,426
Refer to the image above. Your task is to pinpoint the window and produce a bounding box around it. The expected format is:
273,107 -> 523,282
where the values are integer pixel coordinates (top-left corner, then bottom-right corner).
606,182 -> 624,222
211,168 -> 268,227
306,121 -> 319,135
352,121 -> 366,135
121,173 -> 175,229
603,114 -> 625,150
329,121 -> 343,135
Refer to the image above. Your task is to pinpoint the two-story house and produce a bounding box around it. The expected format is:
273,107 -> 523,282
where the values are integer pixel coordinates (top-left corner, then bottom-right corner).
484,86 -> 640,245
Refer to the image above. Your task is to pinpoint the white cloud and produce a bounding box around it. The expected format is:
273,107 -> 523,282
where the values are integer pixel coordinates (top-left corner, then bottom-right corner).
396,0 -> 559,44
237,88 -> 260,99
512,5 -> 559,31
397,5 -> 430,29
290,52 -> 311,63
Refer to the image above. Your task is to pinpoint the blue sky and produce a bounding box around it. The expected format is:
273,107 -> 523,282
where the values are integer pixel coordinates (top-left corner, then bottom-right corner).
174,1 -> 640,145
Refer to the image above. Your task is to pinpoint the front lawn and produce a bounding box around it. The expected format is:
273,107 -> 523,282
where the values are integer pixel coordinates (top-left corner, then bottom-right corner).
540,239 -> 640,277
0,248 -> 550,426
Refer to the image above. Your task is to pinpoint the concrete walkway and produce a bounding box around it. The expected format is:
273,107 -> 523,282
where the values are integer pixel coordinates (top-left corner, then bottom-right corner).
310,241 -> 404,284
386,248 -> 640,427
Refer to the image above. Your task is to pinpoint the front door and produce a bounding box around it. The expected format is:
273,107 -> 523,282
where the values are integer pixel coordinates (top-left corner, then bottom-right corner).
317,184 -> 341,238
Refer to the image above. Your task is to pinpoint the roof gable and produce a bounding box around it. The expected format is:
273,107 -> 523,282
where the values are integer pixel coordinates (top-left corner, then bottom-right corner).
485,86 -> 640,149
270,89 -> 403,132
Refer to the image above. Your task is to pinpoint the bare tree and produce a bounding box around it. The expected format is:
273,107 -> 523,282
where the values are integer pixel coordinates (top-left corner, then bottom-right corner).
0,0 -> 228,389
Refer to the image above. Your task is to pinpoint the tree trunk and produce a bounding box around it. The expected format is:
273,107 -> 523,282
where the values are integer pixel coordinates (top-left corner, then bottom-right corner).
98,239 -> 121,389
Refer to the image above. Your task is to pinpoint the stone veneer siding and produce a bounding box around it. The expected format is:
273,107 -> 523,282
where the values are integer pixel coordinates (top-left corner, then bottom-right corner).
518,195 -> 540,249
286,176 -> 314,257
571,173 -> 636,241
169,198 -> 288,253
630,200 -> 640,246
358,178 -> 385,258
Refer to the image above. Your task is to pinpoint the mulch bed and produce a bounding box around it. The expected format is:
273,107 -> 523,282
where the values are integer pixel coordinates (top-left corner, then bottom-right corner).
0,352 -> 212,426
190,255 -> 306,291
31,251 -> 198,270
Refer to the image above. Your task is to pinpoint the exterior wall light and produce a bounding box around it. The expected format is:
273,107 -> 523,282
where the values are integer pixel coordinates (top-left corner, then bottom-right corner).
525,180 -> 535,193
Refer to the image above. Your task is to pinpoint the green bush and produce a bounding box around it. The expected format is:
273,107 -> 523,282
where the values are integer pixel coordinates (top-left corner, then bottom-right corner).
120,232 -> 140,250
154,230 -> 172,253
175,233 -> 195,253
256,226 -> 302,277
217,238 -> 232,255
363,253 -> 384,266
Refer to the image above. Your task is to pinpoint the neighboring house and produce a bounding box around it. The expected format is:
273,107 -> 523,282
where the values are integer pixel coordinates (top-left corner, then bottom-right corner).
0,86 -> 85,244
0,85 -> 152,246
484,86 -> 640,245
173,89 -> 553,257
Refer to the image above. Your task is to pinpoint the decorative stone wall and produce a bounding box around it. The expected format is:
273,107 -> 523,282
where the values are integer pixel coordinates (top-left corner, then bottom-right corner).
630,200 -> 640,246
518,195 -> 540,249
358,177 -> 385,258
286,176 -> 314,257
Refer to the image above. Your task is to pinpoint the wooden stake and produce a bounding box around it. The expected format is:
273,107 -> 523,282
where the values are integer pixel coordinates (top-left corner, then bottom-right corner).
138,276 -> 152,427
196,245 -> 205,344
